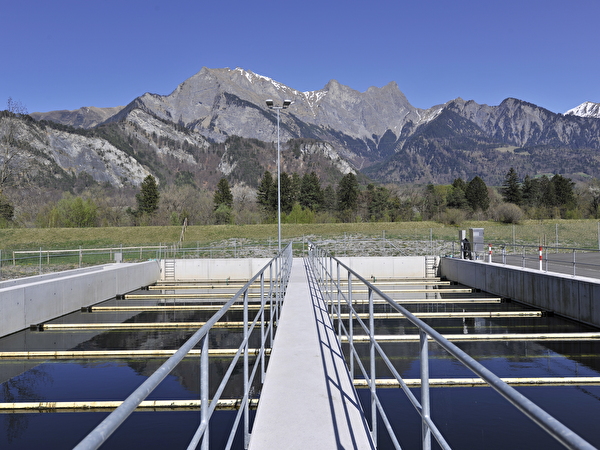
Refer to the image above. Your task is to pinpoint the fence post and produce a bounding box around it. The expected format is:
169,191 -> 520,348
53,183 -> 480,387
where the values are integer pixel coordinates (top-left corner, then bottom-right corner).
488,244 -> 492,263
369,286 -> 377,446
420,330 -> 431,450
539,246 -> 543,271
200,335 -> 209,450
243,289 -> 250,449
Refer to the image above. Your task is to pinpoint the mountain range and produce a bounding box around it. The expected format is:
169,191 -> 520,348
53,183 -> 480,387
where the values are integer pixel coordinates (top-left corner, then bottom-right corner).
15,67 -> 600,189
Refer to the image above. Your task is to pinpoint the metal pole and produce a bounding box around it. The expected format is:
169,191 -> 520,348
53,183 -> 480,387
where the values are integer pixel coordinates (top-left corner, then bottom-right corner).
348,272 -> 354,378
243,290 -> 250,449
420,330 -> 432,450
260,272 -> 266,384
200,335 -> 209,450
269,263 -> 274,347
337,262 -> 341,340
369,287 -> 377,446
277,108 -> 281,253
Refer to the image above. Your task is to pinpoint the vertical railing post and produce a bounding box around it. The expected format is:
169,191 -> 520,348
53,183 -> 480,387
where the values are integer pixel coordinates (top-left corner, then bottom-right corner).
337,262 -> 341,340
573,249 -> 577,277
200,335 -> 209,450
329,256 -> 334,314
243,289 -> 250,449
260,272 -> 266,384
369,286 -> 377,446
420,330 -> 431,450
348,271 -> 354,377
269,263 -> 274,347
275,256 -> 280,326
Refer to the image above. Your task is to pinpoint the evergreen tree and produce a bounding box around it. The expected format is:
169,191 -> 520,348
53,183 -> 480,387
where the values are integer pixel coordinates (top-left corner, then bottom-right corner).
452,178 -> 467,193
501,168 -> 522,205
551,174 -> 575,210
299,172 -> 324,211
337,173 -> 359,213
447,178 -> 468,209
522,175 -> 540,207
465,176 -> 490,211
213,178 -> 233,210
291,172 -> 302,205
368,185 -> 390,221
136,175 -> 160,215
322,185 -> 337,212
257,171 -> 275,214
280,172 -> 294,214
539,175 -> 555,208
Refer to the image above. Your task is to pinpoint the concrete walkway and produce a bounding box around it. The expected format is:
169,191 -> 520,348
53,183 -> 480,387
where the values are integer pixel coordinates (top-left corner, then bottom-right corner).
249,258 -> 374,450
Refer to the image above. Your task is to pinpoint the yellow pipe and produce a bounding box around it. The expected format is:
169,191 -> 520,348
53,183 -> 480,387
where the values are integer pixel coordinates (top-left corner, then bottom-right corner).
337,311 -> 542,320
354,377 -> 600,388
125,293 -> 264,299
0,349 -> 271,359
149,284 -> 261,290
89,304 -> 270,312
348,298 -> 502,304
37,321 -> 263,331
344,288 -> 472,294
341,332 -> 600,343
0,399 -> 259,412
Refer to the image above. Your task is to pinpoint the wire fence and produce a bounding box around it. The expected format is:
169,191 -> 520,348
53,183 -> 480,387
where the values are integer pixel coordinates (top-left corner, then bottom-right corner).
3,229 -> 600,280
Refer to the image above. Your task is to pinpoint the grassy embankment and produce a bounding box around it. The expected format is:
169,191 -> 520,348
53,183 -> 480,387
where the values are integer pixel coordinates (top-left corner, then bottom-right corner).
1,219 -> 599,251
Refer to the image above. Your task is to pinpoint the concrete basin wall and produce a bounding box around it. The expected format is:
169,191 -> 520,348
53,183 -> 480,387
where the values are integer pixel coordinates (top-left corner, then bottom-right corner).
166,256 -> 430,281
163,258 -> 272,281
440,257 -> 600,328
337,256 -> 428,278
0,261 -> 160,338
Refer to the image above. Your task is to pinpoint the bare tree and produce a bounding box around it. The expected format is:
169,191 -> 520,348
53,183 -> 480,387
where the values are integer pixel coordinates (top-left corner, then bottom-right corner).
0,98 -> 31,192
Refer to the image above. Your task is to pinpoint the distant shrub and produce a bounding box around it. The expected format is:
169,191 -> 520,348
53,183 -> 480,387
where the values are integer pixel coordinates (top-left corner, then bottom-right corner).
438,208 -> 466,225
492,202 -> 524,224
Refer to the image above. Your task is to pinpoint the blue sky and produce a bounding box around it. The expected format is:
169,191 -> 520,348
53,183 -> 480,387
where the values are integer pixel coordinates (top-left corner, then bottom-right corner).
2,0 -> 599,114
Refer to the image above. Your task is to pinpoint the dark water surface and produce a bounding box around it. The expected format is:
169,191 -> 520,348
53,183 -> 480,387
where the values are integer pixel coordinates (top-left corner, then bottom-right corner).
1,282 -> 599,449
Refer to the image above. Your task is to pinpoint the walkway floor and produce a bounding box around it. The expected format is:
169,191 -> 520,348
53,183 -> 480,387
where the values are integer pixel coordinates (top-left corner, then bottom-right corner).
249,258 -> 374,450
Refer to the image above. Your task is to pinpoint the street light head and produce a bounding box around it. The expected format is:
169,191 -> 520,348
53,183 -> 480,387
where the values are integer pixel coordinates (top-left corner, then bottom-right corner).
282,99 -> 292,108
265,99 -> 274,108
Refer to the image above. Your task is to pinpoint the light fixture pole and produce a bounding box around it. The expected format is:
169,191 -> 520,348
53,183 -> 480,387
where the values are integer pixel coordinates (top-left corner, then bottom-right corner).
266,99 -> 292,253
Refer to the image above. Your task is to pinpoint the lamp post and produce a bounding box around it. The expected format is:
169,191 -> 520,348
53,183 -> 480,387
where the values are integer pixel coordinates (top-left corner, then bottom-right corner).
266,99 -> 292,252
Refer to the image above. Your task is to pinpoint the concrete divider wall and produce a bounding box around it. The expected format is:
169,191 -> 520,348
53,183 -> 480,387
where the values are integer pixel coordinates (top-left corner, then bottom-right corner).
337,256 -> 428,279
167,257 -> 429,281
0,261 -> 160,338
440,258 -> 600,327
165,258 -> 271,281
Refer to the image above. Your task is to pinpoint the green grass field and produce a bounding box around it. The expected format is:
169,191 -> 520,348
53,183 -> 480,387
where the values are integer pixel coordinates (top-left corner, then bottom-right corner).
1,219 -> 599,251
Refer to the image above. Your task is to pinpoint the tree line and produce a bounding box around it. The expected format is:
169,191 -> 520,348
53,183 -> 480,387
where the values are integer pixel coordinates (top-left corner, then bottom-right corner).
3,167 -> 600,228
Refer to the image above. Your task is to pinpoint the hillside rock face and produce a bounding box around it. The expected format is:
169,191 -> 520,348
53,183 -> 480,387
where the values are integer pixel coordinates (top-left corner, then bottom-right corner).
31,106 -> 125,129
15,67 -> 600,187
0,115 -> 150,188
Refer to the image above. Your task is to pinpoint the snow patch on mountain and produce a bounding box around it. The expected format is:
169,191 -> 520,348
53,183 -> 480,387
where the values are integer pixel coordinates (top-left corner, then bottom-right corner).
565,101 -> 600,119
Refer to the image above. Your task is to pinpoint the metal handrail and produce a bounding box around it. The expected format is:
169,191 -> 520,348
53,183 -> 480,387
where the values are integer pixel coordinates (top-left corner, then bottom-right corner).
307,241 -> 596,450
74,243 -> 293,450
